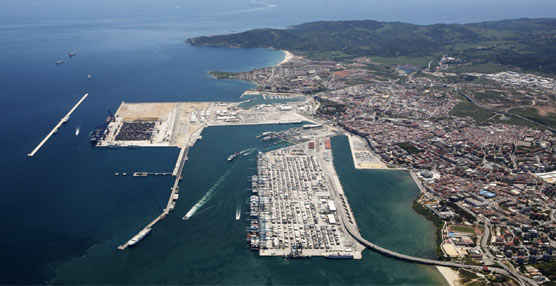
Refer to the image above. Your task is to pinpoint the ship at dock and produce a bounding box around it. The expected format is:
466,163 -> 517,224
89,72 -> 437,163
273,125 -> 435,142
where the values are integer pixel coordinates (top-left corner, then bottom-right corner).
128,228 -> 151,247
89,110 -> 115,145
227,152 -> 240,162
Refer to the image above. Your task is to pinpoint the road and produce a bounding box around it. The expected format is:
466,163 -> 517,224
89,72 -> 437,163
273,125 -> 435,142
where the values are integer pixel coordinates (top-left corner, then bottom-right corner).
336,169 -> 540,285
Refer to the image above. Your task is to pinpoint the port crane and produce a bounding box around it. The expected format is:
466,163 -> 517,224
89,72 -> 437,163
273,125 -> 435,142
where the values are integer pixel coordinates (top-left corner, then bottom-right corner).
89,110 -> 116,144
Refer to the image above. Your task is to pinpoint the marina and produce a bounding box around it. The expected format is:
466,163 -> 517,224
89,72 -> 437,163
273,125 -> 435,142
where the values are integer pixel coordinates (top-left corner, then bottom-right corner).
27,93 -> 89,157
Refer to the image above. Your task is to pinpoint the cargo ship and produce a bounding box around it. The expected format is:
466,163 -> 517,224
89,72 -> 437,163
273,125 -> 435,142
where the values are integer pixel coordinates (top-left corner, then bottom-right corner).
128,228 -> 151,247
89,126 -> 107,145
227,152 -> 240,162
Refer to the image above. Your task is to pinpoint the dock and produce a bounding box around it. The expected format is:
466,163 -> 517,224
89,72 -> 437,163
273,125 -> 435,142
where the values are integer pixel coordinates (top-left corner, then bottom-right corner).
27,93 -> 89,157
132,172 -> 172,177
118,146 -> 189,250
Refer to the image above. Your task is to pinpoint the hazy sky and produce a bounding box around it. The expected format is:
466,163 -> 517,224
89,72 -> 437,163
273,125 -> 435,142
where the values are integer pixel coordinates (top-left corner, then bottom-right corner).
2,0 -> 556,26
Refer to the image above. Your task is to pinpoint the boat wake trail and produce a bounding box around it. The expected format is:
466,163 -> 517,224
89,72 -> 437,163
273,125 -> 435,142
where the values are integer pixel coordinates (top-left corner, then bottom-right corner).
183,167 -> 234,220
240,148 -> 255,156
75,121 -> 81,136
235,200 -> 241,220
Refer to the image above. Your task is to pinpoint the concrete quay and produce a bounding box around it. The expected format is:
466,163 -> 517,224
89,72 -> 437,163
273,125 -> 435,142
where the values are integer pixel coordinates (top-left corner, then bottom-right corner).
28,93 -> 89,157
118,146 -> 188,250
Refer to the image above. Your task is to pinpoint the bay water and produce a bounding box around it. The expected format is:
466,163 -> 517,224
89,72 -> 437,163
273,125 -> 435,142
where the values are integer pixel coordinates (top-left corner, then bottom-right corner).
3,0 -> 556,284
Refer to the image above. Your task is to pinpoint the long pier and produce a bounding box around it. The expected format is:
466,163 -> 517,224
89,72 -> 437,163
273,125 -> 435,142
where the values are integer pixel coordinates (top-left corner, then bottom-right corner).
118,146 -> 189,250
28,93 -> 89,157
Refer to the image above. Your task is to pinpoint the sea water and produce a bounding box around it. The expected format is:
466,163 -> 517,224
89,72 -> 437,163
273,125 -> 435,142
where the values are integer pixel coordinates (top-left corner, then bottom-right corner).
2,0 -> 556,283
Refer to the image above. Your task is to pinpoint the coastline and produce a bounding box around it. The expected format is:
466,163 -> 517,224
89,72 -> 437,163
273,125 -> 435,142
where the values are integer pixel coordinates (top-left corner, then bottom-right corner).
343,132 -> 455,284
436,266 -> 460,286
278,50 -> 293,66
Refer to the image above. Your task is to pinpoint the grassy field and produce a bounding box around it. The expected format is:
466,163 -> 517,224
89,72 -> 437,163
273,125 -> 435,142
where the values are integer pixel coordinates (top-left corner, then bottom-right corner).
508,107 -> 556,129
368,56 -> 435,67
447,62 -> 511,74
449,101 -> 495,122
397,142 -> 421,154
450,225 -> 476,234
473,90 -> 506,102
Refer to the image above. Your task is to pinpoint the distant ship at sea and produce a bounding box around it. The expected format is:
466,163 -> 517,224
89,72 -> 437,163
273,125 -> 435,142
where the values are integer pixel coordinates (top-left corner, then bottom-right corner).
227,152 -> 240,162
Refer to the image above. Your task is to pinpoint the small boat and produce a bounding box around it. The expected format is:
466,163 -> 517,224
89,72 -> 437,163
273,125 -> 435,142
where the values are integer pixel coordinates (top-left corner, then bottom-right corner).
88,74 -> 92,80
61,115 -> 69,124
69,52 -> 77,57
75,126 -> 80,136
56,61 -> 64,65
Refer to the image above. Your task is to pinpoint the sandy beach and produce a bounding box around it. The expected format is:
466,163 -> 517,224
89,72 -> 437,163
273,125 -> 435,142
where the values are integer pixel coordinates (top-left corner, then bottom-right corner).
278,50 -> 293,65
436,266 -> 460,286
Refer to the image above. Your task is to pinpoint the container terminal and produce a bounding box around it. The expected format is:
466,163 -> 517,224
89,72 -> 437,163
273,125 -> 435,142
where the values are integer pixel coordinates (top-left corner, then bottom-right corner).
248,138 -> 364,259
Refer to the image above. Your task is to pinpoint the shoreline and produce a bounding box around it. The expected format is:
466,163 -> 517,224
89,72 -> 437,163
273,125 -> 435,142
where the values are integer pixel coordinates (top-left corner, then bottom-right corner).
278,50 -> 293,66
345,133 -> 389,170
436,266 -> 459,286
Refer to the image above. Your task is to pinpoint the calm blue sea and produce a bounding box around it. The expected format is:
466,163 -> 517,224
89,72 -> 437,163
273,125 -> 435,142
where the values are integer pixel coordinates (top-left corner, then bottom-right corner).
2,0 -> 556,284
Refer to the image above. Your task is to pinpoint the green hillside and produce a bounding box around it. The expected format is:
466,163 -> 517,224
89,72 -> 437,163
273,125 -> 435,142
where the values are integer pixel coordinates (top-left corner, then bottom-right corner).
188,18 -> 556,73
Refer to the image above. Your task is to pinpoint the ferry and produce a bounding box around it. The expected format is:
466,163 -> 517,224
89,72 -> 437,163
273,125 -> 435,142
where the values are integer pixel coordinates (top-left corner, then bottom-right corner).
227,152 -> 240,162
56,61 -> 64,65
128,228 -> 151,247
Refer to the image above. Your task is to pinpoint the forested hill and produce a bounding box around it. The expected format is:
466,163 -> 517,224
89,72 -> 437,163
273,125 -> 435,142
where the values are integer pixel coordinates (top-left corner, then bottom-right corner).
187,18 -> 556,73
